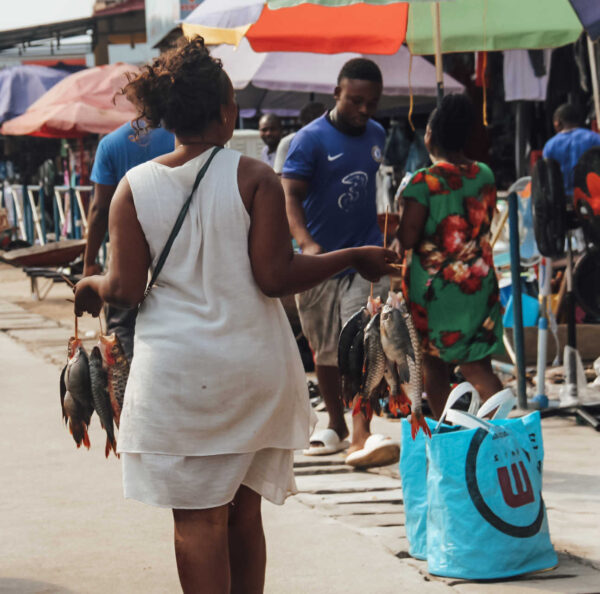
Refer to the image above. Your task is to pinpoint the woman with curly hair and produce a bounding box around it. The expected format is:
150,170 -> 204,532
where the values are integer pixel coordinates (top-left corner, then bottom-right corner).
397,94 -> 504,418
73,37 -> 396,593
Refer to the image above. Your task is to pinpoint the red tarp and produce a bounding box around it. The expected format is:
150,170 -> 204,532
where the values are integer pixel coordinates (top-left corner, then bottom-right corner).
1,62 -> 139,138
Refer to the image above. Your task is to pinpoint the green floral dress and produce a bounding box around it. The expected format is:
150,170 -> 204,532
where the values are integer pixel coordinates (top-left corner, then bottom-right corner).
401,161 -> 503,364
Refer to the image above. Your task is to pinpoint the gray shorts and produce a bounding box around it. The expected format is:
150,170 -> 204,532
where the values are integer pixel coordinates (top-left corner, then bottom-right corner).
295,274 -> 389,367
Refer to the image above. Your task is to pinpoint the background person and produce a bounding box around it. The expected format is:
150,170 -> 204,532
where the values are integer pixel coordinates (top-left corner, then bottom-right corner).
282,58 -> 399,468
543,103 -> 600,197
84,122 -> 174,359
258,113 -> 282,168
74,37 -> 397,593
273,102 -> 325,175
397,94 -> 504,418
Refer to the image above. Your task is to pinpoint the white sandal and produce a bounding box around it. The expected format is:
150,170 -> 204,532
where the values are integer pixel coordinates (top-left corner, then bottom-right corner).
302,428 -> 350,456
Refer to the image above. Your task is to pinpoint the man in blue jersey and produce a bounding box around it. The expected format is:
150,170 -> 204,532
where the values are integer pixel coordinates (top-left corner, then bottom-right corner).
84,122 -> 174,359
543,103 -> 600,196
282,59 -> 399,468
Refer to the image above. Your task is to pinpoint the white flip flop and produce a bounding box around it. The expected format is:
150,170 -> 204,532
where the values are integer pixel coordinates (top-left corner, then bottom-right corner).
302,428 -> 350,456
345,434 -> 400,469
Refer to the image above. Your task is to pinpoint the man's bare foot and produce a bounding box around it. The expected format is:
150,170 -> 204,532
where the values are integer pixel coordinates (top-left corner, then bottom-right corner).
346,433 -> 370,456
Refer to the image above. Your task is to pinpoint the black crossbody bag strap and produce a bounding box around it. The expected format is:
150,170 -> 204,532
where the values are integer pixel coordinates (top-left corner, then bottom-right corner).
143,146 -> 223,301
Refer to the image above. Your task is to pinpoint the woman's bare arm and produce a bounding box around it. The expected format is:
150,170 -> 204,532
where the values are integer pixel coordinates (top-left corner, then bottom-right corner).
243,158 -> 397,297
74,178 -> 150,315
397,198 -> 428,250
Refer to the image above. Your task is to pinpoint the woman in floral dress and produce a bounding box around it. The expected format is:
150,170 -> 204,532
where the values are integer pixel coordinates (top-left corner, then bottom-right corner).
397,94 -> 504,417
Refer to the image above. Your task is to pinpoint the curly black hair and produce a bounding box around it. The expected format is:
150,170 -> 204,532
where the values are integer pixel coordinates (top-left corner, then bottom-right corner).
122,36 -> 230,138
427,94 -> 475,154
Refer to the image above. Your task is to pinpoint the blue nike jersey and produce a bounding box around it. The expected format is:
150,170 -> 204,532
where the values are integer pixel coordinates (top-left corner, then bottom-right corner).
282,114 -> 385,256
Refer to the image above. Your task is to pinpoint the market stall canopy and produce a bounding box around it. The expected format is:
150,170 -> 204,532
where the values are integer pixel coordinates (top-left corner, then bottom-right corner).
185,0 -> 583,55
0,63 -> 139,138
182,0 -> 408,54
214,38 -> 463,116
0,65 -> 71,124
405,0 -> 583,54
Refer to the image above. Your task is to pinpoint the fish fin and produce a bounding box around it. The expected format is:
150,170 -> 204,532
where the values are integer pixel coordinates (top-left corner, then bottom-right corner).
351,395 -> 373,420
355,399 -> 373,422
410,413 -> 432,440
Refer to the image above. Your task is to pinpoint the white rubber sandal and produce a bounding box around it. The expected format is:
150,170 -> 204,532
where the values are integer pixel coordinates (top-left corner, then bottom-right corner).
302,428 -> 350,456
345,434 -> 400,468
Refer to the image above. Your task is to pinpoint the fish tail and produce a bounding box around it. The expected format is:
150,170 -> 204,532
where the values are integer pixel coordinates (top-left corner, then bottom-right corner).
398,388 -> 412,415
352,396 -> 363,417
105,435 -> 118,458
389,394 -> 404,417
82,428 -> 91,450
411,412 -> 431,440
68,419 -> 83,447
389,389 -> 412,417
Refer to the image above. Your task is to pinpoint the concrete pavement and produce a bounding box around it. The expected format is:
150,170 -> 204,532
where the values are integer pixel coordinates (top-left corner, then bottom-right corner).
1,264 -> 600,593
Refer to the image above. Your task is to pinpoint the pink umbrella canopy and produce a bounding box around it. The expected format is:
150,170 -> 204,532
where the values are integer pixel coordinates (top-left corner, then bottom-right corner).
0,62 -> 139,138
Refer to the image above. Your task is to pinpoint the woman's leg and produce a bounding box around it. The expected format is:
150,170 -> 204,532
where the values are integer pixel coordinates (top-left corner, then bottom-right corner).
172,505 -> 230,594
459,356 -> 504,401
423,354 -> 452,419
228,485 -> 266,594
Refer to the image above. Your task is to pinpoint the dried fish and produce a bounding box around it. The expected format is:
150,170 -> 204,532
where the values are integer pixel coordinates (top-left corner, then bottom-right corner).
63,337 -> 94,449
99,333 -> 130,428
89,346 -> 117,458
394,292 -> 430,439
339,307 -> 370,405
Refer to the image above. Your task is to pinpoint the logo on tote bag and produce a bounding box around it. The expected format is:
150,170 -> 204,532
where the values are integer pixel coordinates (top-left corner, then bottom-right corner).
465,429 -> 544,538
497,462 -> 534,508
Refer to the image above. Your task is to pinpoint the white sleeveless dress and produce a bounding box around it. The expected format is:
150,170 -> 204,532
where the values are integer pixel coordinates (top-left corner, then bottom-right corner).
119,147 -> 315,509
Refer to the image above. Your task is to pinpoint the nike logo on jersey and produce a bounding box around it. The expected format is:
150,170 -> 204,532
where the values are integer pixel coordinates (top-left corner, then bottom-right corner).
327,152 -> 344,161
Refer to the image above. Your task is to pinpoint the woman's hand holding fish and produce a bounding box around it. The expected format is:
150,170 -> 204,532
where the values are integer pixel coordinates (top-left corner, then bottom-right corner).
74,277 -> 104,317
352,247 -> 399,282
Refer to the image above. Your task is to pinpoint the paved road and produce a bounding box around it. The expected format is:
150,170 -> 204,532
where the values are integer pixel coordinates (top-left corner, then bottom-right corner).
1,287 -> 600,594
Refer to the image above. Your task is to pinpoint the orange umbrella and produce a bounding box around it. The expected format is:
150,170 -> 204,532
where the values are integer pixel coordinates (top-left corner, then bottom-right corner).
0,62 -> 139,138
182,1 -> 409,55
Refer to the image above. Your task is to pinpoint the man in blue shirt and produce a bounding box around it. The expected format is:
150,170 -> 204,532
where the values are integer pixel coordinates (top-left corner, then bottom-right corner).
84,122 -> 174,359
543,103 -> 600,196
283,59 -> 398,468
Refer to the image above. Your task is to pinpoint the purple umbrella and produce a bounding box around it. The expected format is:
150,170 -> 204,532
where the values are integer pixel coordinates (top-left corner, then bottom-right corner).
0,65 -> 71,124
569,0 -> 600,41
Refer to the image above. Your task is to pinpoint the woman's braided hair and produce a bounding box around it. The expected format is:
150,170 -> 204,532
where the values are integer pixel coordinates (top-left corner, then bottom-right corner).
427,94 -> 475,154
122,36 -> 229,138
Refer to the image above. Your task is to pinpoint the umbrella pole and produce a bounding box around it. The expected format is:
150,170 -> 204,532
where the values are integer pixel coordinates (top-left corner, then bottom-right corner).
587,35 -> 600,129
508,190 -> 527,410
432,2 -> 444,107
